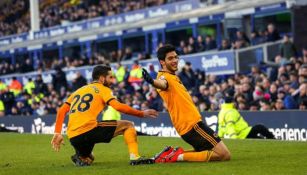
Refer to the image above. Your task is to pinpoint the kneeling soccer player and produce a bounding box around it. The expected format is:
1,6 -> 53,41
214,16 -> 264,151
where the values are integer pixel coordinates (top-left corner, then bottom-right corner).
51,65 -> 158,166
143,45 -> 231,163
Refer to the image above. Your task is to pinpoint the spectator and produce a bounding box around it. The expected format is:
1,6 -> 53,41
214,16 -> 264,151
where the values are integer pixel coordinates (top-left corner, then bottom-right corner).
236,30 -> 250,46
241,83 -> 253,103
128,61 -> 143,89
115,63 -> 126,83
196,35 -> 205,52
259,99 -> 272,111
232,39 -> 245,50
15,101 -> 32,116
279,35 -> 297,59
0,79 -> 7,92
23,78 -> 35,95
302,46 -> 307,64
178,62 -> 195,90
273,99 -> 285,110
148,64 -> 157,79
266,23 -> 281,42
204,35 -> 217,51
177,40 -> 186,55
148,90 -> 163,111
188,37 -> 197,53
296,83 -> 307,108
34,75 -> 49,97
218,39 -> 231,51
269,83 -> 278,102
250,31 -> 262,46
0,99 -> 4,117
9,77 -> 23,96
36,100 -> 48,116
52,66 -> 68,93
21,58 -> 34,73
72,72 -> 87,91
289,71 -> 299,89
123,47 -> 133,60
298,64 -> 307,77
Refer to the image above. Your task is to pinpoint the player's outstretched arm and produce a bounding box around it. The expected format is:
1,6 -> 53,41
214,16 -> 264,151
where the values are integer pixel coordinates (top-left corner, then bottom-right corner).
109,99 -> 158,118
142,68 -> 168,90
143,109 -> 158,118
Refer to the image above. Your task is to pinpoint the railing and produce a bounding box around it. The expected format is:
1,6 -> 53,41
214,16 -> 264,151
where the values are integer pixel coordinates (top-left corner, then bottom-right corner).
235,40 -> 283,73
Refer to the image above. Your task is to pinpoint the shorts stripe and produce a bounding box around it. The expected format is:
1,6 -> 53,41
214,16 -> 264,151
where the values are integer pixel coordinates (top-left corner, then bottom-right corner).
98,122 -> 117,125
195,126 -> 217,146
196,125 -> 217,146
194,124 -> 217,146
97,123 -> 117,127
97,121 -> 117,127
200,128 -> 217,146
196,124 -> 217,145
194,125 -> 215,146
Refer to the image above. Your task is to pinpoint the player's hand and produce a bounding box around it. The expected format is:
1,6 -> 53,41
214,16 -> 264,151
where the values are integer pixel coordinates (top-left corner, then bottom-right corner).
142,68 -> 154,85
143,109 -> 158,118
51,133 -> 64,152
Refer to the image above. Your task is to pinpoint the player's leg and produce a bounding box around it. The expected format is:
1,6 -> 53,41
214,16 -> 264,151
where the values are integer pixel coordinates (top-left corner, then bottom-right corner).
210,141 -> 231,161
70,135 -> 96,166
175,121 -> 230,162
247,124 -> 275,139
113,120 -> 140,159
114,120 -> 154,165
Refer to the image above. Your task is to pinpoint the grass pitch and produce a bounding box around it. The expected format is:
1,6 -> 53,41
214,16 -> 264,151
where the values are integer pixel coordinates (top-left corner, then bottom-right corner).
0,133 -> 307,175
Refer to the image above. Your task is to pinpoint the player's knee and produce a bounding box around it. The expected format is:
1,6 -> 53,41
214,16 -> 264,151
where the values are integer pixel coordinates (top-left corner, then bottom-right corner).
220,149 -> 231,161
121,120 -> 134,128
126,121 -> 134,128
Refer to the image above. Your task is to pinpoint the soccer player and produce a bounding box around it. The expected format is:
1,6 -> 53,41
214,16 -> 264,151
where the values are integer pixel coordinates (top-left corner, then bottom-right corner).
51,65 -> 158,166
142,44 -> 231,163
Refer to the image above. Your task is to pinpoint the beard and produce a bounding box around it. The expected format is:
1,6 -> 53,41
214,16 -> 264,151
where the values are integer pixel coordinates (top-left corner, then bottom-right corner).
166,63 -> 178,72
103,81 -> 110,87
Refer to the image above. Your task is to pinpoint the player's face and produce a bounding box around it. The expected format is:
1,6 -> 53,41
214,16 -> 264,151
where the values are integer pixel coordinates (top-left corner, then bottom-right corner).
103,71 -> 114,87
161,51 -> 179,73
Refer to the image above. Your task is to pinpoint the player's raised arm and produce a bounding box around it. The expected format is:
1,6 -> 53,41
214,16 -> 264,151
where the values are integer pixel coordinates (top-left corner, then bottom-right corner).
108,99 -> 158,118
142,68 -> 168,90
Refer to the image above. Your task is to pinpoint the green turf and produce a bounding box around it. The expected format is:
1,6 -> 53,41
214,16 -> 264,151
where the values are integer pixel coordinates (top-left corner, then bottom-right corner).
0,133 -> 307,175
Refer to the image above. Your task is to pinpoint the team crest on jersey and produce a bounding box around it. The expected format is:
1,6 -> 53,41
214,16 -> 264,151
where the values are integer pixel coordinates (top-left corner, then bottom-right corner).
91,86 -> 99,93
159,76 -> 165,80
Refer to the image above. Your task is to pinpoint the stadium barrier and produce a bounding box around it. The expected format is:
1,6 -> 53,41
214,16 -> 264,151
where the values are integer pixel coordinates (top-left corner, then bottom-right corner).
0,110 -> 306,141
235,40 -> 283,73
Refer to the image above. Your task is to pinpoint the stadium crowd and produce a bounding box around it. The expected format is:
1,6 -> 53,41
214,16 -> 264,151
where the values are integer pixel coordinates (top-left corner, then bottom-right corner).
0,0 -> 306,117
0,22 -> 283,76
0,41 -> 307,117
0,0 -> 183,37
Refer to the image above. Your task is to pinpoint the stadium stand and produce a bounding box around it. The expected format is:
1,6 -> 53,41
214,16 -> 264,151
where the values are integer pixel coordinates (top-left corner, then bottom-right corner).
0,0 -> 184,37
0,0 -> 307,116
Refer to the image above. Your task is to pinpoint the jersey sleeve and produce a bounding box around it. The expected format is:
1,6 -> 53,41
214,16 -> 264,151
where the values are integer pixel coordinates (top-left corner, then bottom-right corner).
101,87 -> 116,104
54,103 -> 70,134
65,93 -> 74,105
157,74 -> 169,90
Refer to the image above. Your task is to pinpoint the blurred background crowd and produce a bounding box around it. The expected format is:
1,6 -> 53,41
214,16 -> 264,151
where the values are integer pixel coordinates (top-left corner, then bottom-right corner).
0,0 -> 306,117
1,42 -> 307,117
